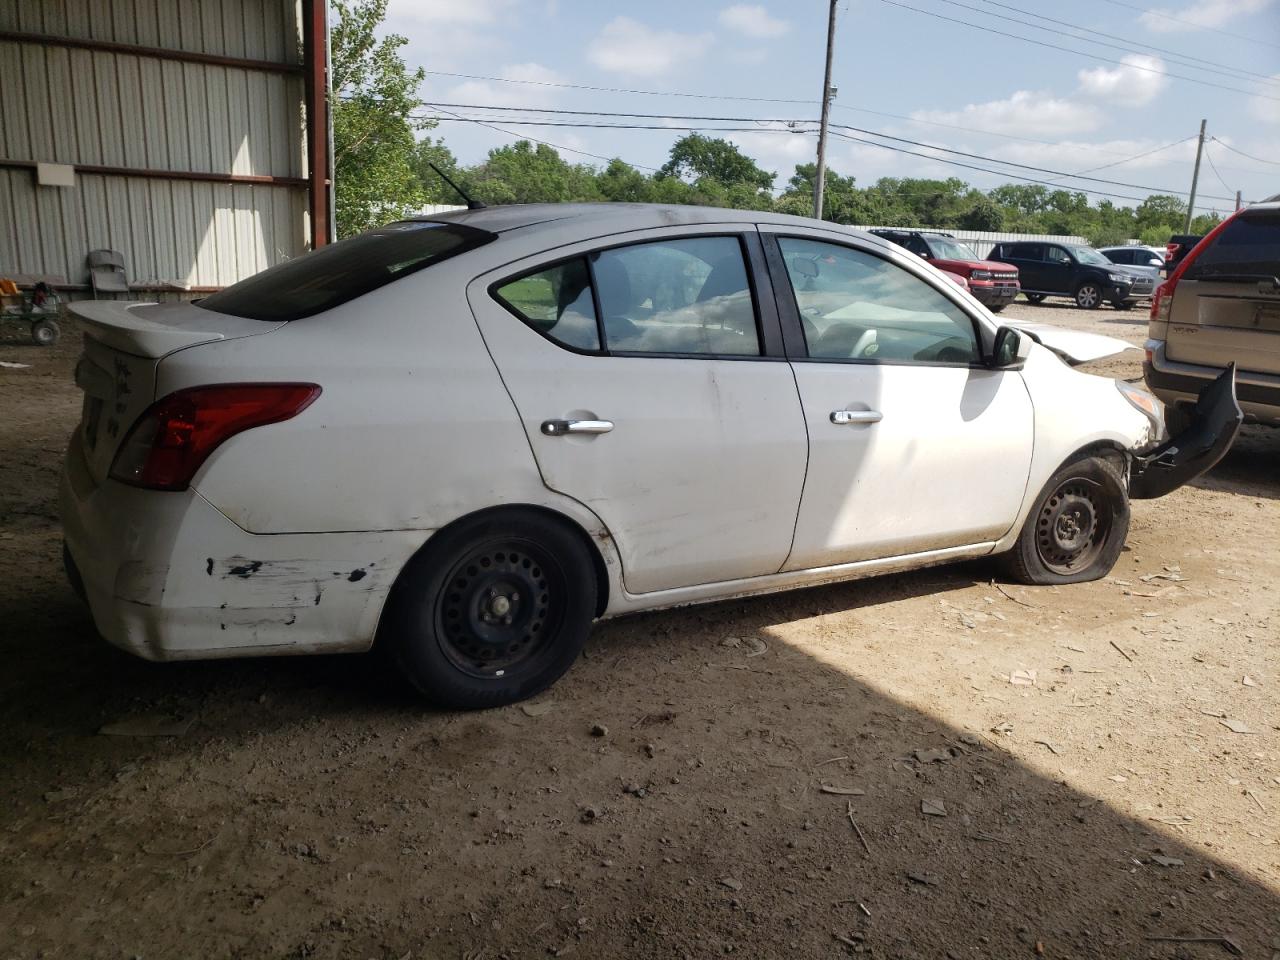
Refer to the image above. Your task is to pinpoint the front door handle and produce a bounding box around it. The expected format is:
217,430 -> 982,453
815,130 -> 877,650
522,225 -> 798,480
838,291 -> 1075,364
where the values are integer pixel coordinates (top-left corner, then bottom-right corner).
541,418 -> 614,436
830,409 -> 882,425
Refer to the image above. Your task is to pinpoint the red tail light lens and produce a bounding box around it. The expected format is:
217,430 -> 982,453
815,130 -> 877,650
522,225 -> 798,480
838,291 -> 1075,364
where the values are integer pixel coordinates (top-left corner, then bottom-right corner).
110,383 -> 321,490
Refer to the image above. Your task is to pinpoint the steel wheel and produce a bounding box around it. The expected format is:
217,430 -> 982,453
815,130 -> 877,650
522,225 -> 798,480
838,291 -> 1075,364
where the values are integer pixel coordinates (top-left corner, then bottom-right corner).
1034,478 -> 1111,576
1075,284 -> 1101,309
435,539 -> 567,680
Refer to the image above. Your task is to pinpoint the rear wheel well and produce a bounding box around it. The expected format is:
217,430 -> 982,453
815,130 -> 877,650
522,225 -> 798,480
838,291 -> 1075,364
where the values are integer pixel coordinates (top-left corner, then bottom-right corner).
402,505 -> 610,619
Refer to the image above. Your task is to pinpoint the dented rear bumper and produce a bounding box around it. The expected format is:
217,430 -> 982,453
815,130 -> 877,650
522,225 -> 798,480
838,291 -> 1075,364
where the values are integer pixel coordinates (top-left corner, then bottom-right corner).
1129,364 -> 1243,500
59,438 -> 422,660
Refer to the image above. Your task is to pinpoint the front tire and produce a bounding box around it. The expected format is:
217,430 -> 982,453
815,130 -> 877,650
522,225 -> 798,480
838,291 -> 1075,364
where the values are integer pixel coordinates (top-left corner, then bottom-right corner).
1075,283 -> 1103,309
31,319 -> 60,346
1001,455 -> 1129,585
381,511 -> 597,709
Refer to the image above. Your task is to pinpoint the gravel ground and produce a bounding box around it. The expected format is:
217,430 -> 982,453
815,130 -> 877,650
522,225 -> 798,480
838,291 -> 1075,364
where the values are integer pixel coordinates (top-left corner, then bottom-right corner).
1,300 -> 1277,960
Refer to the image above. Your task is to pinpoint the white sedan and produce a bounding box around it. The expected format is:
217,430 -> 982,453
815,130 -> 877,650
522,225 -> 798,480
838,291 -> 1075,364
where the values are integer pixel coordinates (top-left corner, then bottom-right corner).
60,204 -> 1241,708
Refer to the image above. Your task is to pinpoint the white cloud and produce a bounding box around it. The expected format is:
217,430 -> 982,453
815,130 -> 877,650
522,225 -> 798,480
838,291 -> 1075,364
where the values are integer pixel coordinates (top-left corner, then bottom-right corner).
441,62 -> 565,109
1139,0 -> 1273,32
718,4 -> 791,38
385,0 -> 520,68
1077,54 -> 1168,105
912,90 -> 1100,138
587,17 -> 713,76
389,0 -> 517,26
1251,74 -> 1280,124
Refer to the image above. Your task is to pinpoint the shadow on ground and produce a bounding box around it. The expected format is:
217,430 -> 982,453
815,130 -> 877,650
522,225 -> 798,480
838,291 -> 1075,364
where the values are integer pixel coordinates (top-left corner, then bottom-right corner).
1,552 -> 1276,959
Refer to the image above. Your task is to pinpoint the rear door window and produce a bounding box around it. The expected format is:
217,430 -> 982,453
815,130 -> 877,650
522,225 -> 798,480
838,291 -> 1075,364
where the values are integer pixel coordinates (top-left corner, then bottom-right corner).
1185,212 -> 1280,281
592,237 -> 760,356
198,220 -> 495,322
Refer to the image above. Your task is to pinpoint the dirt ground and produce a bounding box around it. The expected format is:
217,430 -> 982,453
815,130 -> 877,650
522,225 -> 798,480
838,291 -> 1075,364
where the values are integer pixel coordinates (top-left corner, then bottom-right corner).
1,300 -> 1277,960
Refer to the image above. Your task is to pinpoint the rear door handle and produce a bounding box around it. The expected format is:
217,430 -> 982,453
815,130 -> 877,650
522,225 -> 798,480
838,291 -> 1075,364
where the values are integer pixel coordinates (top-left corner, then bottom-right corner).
830,409 -> 882,425
541,418 -> 614,436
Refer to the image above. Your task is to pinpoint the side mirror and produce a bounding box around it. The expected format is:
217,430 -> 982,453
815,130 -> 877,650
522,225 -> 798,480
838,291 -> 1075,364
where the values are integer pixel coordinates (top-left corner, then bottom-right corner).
991,325 -> 1033,368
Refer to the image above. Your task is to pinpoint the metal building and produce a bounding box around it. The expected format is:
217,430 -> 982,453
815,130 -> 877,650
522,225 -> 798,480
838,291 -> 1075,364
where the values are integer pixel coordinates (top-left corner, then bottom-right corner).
0,0 -> 331,298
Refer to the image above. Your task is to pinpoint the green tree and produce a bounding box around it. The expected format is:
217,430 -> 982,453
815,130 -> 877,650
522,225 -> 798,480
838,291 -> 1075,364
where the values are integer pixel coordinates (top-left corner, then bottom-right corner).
331,0 -> 429,236
468,141 -> 602,205
659,134 -> 775,193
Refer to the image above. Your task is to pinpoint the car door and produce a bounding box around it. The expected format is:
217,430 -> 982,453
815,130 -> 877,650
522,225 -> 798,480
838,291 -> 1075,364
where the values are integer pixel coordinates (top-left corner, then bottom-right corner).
1043,245 -> 1076,293
761,227 -> 1033,570
1007,244 -> 1046,291
468,228 -> 808,595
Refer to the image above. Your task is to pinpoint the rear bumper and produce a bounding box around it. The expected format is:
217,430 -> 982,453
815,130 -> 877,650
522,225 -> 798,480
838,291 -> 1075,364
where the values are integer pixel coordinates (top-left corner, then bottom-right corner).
59,435 -> 424,661
1143,340 -> 1280,425
1130,362 -> 1243,499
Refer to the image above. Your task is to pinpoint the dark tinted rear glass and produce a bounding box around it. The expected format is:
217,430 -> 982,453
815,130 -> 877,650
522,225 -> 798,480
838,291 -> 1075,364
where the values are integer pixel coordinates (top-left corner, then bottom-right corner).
197,221 -> 495,322
1185,212 -> 1280,280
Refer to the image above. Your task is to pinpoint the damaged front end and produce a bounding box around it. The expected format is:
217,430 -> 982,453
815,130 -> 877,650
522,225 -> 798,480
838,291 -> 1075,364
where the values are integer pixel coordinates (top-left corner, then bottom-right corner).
1129,364 -> 1243,500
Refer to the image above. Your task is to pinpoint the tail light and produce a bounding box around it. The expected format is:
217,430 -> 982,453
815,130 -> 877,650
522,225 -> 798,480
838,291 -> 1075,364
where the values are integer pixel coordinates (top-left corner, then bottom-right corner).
1149,213 -> 1243,322
110,383 -> 321,490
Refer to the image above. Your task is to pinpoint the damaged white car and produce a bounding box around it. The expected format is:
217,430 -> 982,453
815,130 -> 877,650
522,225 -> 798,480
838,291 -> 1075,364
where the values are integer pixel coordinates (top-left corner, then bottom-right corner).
60,205 -> 1241,708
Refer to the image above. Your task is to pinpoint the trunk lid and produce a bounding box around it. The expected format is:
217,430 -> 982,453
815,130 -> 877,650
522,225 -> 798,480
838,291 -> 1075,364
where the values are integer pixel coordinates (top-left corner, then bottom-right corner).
1165,206 -> 1280,375
68,300 -> 283,484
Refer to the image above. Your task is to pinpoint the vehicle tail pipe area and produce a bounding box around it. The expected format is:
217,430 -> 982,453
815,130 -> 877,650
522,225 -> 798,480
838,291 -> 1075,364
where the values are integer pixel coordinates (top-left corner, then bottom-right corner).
1129,364 -> 1242,500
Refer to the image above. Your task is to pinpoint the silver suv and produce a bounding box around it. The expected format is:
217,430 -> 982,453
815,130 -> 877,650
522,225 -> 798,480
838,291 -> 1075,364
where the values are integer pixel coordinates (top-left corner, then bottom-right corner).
1145,198 -> 1280,428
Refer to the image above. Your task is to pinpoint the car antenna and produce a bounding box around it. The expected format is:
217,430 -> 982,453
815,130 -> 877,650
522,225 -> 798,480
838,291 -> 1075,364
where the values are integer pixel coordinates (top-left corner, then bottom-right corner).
428,162 -> 486,211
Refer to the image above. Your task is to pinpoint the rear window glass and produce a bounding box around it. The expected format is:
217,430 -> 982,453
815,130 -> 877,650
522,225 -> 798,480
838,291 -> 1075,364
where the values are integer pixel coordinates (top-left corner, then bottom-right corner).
1185,213 -> 1280,280
495,258 -> 600,351
197,221 -> 494,322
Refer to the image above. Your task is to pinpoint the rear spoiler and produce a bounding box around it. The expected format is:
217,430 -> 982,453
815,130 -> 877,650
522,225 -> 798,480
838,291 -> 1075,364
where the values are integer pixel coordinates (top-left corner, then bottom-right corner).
68,300 -> 278,358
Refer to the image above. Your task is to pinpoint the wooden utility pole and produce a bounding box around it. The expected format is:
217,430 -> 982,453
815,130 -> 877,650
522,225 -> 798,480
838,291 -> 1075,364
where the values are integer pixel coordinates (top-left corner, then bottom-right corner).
1184,119 -> 1206,234
813,0 -> 838,221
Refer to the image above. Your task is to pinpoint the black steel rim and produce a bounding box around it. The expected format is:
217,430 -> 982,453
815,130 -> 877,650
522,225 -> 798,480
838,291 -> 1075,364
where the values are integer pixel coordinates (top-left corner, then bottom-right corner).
1035,477 -> 1111,575
435,538 -> 566,680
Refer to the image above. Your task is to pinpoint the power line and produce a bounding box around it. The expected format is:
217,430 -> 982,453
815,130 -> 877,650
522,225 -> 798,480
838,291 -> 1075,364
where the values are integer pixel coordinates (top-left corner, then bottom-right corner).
1203,144 -> 1235,196
955,0 -> 1280,86
421,70 -> 815,105
1210,137 -> 1280,167
875,0 -> 1280,103
425,104 -> 1242,200
1043,136 -> 1195,183
429,106 -> 662,172
412,71 -> 1243,164
1094,0 -> 1280,50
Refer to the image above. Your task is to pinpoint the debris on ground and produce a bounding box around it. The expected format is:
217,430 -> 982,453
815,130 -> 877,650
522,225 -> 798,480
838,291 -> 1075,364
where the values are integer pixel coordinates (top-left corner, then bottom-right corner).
920,798 -> 947,817
1149,855 -> 1184,867
719,877 -> 743,891
913,748 -> 950,763
906,871 -> 941,886
520,700 -> 555,717
1220,718 -> 1256,735
820,784 -> 866,796
1009,669 -> 1037,685
590,723 -> 608,737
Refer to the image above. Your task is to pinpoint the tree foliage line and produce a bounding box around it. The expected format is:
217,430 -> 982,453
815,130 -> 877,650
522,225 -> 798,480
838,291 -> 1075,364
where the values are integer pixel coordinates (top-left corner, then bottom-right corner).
333,0 -> 1222,247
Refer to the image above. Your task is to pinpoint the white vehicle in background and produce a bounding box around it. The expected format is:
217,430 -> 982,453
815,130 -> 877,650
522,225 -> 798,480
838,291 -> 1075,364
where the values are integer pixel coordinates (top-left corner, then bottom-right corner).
61,205 -> 1242,708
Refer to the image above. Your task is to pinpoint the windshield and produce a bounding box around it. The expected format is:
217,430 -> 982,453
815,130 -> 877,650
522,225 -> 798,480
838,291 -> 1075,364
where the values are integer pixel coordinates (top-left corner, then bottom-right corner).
198,221 -> 495,322
929,238 -> 981,261
1067,245 -> 1111,266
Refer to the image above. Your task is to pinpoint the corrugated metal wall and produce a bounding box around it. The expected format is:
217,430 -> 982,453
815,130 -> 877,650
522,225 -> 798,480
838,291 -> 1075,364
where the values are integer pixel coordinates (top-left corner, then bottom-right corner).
0,0 -> 309,291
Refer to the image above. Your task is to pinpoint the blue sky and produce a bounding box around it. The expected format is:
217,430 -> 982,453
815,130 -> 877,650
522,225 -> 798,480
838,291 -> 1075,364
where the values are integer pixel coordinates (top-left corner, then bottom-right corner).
381,0 -> 1280,214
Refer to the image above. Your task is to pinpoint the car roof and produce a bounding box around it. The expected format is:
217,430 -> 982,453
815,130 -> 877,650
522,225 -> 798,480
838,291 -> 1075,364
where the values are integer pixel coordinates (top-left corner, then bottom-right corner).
411,202 -> 844,236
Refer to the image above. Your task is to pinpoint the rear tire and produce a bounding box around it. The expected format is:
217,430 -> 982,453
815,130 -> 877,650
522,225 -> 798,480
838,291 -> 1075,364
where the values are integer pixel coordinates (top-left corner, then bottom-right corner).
1024,293 -> 1046,304
1074,283 -> 1103,310
381,511 -> 597,709
990,304 -> 1006,313
1112,300 -> 1134,311
1000,455 -> 1130,585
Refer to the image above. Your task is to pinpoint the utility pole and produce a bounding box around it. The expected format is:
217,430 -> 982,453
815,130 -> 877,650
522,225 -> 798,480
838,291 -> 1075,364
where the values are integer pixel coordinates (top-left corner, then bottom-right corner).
1236,190 -> 1242,211
813,0 -> 838,221
1184,118 -> 1206,234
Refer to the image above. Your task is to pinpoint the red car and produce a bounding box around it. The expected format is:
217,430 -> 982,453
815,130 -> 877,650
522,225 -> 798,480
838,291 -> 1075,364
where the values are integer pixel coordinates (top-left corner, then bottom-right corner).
870,229 -> 1020,311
